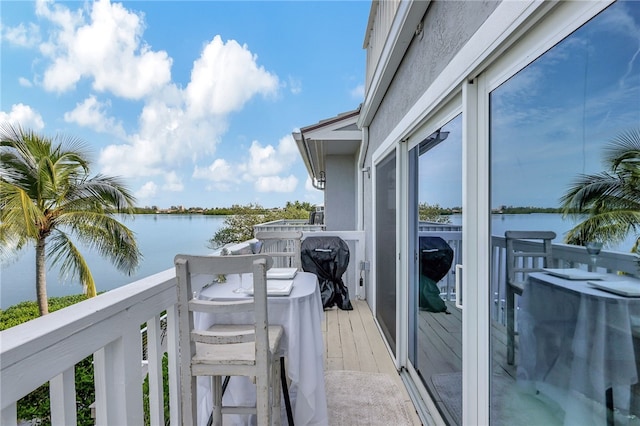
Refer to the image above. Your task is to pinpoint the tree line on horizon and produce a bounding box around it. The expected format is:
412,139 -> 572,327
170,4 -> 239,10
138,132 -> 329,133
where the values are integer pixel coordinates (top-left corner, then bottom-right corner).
3,124 -> 638,319
132,200 -> 317,215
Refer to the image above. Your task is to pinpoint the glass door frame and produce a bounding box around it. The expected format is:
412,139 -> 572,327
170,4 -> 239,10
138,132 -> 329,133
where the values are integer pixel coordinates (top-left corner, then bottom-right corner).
402,100 -> 464,421
467,2 -> 612,425
371,142 -> 401,367
369,2 -> 611,424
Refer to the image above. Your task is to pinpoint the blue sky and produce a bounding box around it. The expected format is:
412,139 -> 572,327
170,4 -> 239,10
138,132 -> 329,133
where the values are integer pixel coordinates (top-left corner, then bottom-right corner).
1,0 -> 369,209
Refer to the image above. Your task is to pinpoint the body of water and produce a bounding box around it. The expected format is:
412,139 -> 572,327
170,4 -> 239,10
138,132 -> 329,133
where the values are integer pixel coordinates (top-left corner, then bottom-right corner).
2,213 -> 637,309
448,213 -> 638,252
0,214 -> 225,309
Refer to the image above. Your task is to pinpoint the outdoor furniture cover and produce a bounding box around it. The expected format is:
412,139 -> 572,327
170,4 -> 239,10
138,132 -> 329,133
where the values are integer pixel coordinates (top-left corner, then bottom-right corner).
301,236 -> 353,310
419,236 -> 453,313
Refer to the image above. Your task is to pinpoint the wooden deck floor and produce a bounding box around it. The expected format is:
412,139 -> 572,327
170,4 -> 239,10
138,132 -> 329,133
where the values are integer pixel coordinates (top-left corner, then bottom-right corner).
321,300 -> 519,426
321,300 -> 423,425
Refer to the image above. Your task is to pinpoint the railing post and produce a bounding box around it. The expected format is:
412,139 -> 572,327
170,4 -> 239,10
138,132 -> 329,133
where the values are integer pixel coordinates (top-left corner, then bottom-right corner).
166,304 -> 182,425
50,367 -> 77,425
1,403 -> 17,426
93,327 -> 143,426
147,314 -> 165,426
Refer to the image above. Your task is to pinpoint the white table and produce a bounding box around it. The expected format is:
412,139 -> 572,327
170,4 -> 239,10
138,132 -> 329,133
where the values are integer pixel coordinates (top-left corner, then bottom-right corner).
518,272 -> 640,425
194,271 -> 328,426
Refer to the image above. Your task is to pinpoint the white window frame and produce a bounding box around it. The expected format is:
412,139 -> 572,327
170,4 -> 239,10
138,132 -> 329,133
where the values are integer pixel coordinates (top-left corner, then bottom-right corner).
467,1 -> 613,425
369,1 -> 613,424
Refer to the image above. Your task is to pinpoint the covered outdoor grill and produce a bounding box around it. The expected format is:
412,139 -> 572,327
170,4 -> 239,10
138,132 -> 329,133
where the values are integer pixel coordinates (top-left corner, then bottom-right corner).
301,236 -> 352,310
419,236 -> 454,313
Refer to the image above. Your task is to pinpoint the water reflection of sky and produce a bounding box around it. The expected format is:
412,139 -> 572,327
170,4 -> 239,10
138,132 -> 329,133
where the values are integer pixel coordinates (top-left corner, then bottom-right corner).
420,2 -> 639,209
491,1 -> 640,208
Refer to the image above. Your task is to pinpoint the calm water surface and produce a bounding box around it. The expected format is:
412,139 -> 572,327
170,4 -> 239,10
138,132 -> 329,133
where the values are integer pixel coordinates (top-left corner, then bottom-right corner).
0,214 -> 225,309
448,213 -> 638,252
2,213 -> 636,309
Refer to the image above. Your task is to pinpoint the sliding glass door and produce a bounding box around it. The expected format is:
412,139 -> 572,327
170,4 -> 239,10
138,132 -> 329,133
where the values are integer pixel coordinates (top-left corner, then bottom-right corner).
376,149 -> 397,354
488,2 -> 640,424
407,114 -> 463,423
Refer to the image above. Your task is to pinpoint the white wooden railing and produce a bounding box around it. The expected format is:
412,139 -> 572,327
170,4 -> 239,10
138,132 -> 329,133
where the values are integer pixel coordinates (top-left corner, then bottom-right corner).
254,221 -> 366,301
0,269 -> 181,426
1,226 -> 637,424
490,236 -> 639,325
418,230 -> 639,323
0,229 -> 365,425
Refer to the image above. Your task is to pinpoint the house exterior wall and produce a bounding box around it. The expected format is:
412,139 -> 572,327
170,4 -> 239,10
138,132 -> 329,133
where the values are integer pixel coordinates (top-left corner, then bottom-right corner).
325,154 -> 356,231
361,1 -> 499,303
367,0 -> 499,151
358,1 -> 628,424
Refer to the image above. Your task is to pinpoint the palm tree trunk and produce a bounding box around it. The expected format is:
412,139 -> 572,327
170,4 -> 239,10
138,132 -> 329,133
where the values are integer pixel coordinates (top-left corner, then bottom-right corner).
36,236 -> 49,315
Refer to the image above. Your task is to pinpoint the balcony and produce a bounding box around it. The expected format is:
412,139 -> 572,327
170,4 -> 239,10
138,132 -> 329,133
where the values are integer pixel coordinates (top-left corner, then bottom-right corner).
2,226 -> 638,425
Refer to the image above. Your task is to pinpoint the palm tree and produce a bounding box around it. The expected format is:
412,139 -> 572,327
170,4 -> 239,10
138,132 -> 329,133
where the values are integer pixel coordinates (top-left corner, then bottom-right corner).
560,128 -> 640,254
0,124 -> 142,315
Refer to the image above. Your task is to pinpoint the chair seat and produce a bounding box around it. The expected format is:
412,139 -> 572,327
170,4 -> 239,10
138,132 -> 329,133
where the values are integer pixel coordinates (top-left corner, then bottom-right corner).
193,324 -> 284,367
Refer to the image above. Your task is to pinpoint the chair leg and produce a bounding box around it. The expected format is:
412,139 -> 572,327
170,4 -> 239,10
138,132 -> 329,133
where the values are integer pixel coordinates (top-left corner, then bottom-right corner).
606,387 -> 614,426
281,357 -> 294,426
212,376 -> 223,426
272,359 -> 282,426
506,289 -> 515,365
256,373 -> 271,426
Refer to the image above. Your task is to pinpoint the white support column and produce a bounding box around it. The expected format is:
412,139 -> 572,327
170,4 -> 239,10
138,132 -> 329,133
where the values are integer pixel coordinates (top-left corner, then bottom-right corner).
1,403 -> 17,426
166,304 -> 182,425
93,328 -> 144,426
147,315 -> 165,426
50,367 -> 77,425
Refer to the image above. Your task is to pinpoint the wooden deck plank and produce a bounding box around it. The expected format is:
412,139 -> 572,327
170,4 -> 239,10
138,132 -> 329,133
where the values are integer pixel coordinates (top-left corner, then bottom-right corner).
337,306 -> 360,371
321,300 -> 423,425
348,304 -> 379,372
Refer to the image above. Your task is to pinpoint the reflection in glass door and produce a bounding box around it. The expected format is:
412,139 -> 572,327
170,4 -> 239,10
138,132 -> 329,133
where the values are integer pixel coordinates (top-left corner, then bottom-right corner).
376,150 -> 397,353
408,115 -> 463,424
489,2 -> 640,424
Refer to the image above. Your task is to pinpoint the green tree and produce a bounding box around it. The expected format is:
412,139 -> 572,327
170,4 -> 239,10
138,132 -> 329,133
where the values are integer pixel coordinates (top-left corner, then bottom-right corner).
0,124 -> 142,315
208,202 -> 311,248
418,202 -> 451,223
561,128 -> 640,253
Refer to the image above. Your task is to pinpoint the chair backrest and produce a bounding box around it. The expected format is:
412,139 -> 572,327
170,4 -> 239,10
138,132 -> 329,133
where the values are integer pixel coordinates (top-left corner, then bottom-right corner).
255,231 -> 303,270
174,253 -> 275,367
505,231 -> 556,289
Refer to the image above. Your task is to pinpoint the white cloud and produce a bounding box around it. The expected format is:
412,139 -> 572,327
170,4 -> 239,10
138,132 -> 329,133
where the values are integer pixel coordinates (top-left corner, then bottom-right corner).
254,175 -> 298,193
18,77 -> 33,87
1,22 -> 41,47
99,137 -> 164,177
64,95 -> 125,137
305,177 -> 316,192
185,35 -> 279,118
18,1 -> 284,194
192,134 -> 299,193
193,158 -> 235,181
350,83 -> 364,100
192,159 -> 239,191
162,171 -> 183,192
135,181 -> 158,199
37,0 -> 172,98
244,135 -> 298,178
288,76 -> 302,95
0,104 -> 45,130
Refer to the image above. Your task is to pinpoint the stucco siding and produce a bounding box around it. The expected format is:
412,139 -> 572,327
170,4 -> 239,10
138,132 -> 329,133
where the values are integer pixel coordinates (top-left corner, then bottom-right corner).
325,154 -> 356,231
368,0 -> 499,154
362,1 -> 499,303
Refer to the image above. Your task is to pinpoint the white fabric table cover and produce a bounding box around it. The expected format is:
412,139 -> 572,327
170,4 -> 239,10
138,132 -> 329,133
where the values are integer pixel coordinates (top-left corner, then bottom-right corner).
194,271 -> 328,425
518,272 -> 640,425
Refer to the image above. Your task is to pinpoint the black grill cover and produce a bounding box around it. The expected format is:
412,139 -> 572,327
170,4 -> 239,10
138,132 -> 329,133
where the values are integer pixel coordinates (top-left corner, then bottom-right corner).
419,236 -> 454,313
301,236 -> 352,310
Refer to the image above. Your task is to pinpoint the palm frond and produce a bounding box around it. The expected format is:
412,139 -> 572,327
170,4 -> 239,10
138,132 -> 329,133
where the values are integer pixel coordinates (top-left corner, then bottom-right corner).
57,212 -> 142,274
47,231 -> 97,297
